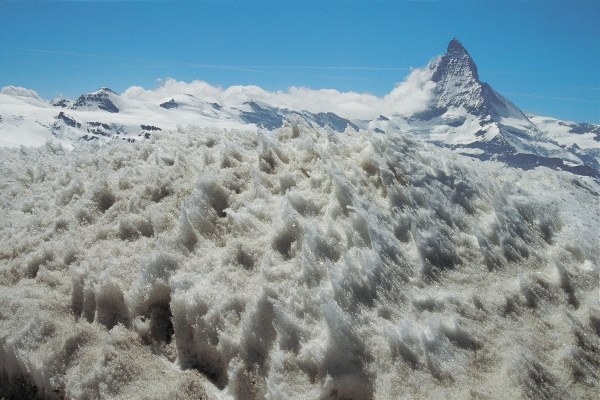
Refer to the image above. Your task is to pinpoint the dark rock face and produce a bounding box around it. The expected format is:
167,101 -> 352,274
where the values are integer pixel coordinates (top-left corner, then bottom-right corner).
80,135 -> 99,142
313,112 -> 359,131
139,125 -> 161,140
51,112 -> 82,135
240,102 -> 284,130
87,121 -> 122,137
559,121 -> 600,141
50,99 -> 72,108
88,121 -> 111,130
56,112 -> 81,128
432,38 -> 480,83
141,125 -> 161,131
160,99 -> 179,109
72,88 -> 119,113
239,101 -> 359,132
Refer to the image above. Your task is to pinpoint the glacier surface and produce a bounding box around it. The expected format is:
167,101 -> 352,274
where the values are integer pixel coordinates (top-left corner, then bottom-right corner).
0,125 -> 599,399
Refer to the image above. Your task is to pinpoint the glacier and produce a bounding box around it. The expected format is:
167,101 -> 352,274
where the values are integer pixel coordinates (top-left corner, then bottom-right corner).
1,123 -> 599,399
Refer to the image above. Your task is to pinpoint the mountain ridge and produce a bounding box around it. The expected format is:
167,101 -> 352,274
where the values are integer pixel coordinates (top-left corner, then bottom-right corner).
0,39 -> 598,178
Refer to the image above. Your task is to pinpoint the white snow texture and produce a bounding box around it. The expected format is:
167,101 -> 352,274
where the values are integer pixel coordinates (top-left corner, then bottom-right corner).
0,125 -> 599,399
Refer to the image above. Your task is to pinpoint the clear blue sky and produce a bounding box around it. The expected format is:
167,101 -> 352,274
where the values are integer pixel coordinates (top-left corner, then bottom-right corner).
0,0 -> 598,123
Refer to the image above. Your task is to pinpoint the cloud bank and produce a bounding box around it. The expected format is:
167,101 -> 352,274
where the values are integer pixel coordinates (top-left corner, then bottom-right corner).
123,67 -> 436,120
1,85 -> 42,100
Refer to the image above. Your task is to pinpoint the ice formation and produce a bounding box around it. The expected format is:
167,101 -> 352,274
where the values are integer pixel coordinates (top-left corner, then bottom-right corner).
0,125 -> 599,399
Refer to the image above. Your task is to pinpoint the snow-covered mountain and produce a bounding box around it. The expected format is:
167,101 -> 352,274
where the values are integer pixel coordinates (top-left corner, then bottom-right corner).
0,39 -> 598,178
0,86 -> 360,150
366,39 -> 600,177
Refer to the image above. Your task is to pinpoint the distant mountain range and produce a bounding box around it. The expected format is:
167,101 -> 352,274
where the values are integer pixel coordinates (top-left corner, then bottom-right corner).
1,38 -> 598,178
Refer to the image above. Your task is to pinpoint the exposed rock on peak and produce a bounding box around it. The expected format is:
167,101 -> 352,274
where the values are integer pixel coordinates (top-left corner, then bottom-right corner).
56,112 -> 80,128
72,88 -> 119,113
425,38 -> 526,121
50,98 -> 73,108
433,38 -> 479,84
159,99 -> 179,109
447,38 -> 469,55
97,87 -> 117,95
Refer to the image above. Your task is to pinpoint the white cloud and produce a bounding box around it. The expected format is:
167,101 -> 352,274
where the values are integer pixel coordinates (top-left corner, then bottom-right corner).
122,67 -> 436,120
1,85 -> 42,100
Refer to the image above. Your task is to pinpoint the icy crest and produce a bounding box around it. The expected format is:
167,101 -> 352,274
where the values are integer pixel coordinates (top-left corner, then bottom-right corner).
0,126 -> 599,399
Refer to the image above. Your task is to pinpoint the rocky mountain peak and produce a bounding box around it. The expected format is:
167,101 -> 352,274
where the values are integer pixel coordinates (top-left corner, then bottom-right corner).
422,38 -> 532,123
72,87 -> 119,113
97,87 -> 117,94
432,38 -> 480,84
447,38 -> 468,55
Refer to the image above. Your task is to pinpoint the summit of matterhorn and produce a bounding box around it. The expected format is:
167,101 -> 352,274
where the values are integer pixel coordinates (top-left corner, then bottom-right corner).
432,38 -> 481,90
424,38 -> 527,121
387,38 -> 600,178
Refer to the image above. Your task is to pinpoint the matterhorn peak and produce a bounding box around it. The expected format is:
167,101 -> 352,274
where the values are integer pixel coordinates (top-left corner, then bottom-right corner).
418,38 -> 536,126
432,38 -> 480,83
447,38 -> 468,56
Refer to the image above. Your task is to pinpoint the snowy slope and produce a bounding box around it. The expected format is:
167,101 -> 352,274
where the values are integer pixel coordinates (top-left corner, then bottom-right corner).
0,87 -> 255,148
1,125 -> 599,399
0,86 -> 360,149
0,88 -> 71,148
528,113 -> 600,150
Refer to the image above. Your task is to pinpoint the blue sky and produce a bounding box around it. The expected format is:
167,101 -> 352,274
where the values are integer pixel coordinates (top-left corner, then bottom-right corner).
0,0 -> 598,123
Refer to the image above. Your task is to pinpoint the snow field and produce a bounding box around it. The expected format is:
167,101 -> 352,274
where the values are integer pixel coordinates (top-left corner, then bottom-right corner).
0,125 -> 599,399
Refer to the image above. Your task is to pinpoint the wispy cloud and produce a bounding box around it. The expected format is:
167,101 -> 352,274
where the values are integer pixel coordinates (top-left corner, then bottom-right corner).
0,86 -> 42,100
